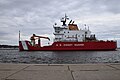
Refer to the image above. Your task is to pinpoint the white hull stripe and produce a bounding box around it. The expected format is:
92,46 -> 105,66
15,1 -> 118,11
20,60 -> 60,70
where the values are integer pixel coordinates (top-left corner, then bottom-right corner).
21,41 -> 28,50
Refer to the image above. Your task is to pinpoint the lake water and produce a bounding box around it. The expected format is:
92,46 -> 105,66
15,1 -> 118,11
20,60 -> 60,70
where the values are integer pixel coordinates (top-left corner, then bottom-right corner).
0,49 -> 120,64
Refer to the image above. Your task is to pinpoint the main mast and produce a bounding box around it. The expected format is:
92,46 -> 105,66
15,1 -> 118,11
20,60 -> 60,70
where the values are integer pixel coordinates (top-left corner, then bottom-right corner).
61,14 -> 69,26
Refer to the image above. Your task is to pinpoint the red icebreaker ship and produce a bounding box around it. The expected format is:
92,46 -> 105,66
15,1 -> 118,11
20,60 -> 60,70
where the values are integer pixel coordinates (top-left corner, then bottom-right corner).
19,15 -> 117,51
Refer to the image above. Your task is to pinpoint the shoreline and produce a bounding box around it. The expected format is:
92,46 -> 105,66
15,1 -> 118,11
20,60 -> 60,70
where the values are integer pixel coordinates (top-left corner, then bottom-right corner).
0,48 -> 120,50
0,48 -> 18,50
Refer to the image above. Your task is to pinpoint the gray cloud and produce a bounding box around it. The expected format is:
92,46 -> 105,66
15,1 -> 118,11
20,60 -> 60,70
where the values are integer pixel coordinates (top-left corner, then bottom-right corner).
0,0 -> 120,47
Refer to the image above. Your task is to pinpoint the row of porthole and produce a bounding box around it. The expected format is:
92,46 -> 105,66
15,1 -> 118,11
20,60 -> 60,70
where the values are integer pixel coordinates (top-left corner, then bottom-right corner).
64,31 -> 69,33
64,31 -> 87,34
64,35 -> 84,37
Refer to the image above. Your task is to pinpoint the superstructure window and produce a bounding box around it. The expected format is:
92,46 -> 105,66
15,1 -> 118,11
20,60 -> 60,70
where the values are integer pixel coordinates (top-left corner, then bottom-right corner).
85,32 -> 87,34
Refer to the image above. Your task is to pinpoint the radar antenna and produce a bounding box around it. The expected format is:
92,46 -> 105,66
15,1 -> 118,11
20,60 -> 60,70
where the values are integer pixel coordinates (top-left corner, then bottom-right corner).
61,14 -> 69,26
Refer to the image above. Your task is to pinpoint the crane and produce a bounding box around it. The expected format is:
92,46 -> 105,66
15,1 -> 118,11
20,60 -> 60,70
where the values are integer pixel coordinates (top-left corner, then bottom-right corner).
30,34 -> 50,47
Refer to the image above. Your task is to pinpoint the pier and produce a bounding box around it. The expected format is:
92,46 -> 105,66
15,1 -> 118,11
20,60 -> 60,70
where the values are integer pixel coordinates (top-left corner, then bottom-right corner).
0,63 -> 120,80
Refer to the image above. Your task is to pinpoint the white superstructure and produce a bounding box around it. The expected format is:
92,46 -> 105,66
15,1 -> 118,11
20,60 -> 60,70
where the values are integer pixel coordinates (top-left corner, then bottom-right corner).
53,15 -> 95,42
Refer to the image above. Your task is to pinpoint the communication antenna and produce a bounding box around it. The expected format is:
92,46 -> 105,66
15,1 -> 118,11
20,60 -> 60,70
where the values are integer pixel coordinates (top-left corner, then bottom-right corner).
61,14 -> 69,26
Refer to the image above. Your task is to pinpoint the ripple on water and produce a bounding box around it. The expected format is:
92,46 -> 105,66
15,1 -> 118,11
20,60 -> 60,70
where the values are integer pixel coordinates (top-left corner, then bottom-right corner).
0,49 -> 120,64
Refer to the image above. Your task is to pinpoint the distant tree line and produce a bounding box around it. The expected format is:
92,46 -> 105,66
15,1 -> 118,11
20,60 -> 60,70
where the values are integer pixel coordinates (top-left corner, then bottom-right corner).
0,45 -> 18,48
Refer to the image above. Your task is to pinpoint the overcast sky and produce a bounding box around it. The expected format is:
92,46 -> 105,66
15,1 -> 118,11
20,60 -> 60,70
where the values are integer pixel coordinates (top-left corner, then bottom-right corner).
0,0 -> 120,47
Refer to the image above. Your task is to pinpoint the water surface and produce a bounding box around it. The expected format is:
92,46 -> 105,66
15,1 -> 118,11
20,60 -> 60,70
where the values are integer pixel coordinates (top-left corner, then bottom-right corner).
0,49 -> 120,64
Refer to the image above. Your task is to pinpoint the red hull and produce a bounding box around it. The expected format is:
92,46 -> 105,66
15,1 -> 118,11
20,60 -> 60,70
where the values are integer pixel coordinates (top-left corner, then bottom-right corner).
19,41 -> 117,51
